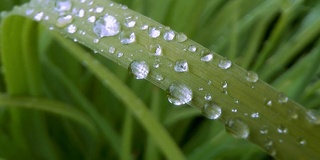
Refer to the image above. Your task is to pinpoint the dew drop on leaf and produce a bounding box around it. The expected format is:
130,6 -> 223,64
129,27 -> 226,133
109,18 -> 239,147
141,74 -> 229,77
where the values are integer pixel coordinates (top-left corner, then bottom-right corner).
67,24 -> 77,34
93,14 -> 121,37
119,30 -> 136,44
277,124 -> 288,134
305,109 -> 320,125
176,33 -> 188,42
56,15 -> 73,28
167,82 -> 193,106
204,93 -> 212,101
278,93 -> 288,104
174,60 -> 189,72
163,30 -> 175,41
124,16 -> 136,28
108,46 -> 116,54
148,27 -> 160,38
149,44 -> 162,56
251,112 -> 259,118
129,60 -> 150,79
54,0 -> 72,12
188,45 -> 197,52
225,118 -> 249,139
202,101 -> 222,120
34,12 -> 44,21
260,126 -> 268,135
200,50 -> 213,62
218,59 -> 232,69
297,137 -> 306,145
246,71 -> 259,83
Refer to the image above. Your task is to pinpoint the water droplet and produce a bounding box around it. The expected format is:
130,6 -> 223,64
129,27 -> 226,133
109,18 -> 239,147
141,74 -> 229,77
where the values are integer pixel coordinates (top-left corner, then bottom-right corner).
200,50 -> 213,62
149,44 -> 162,56
67,24 -> 77,34
117,52 -> 124,58
265,100 -> 273,107
124,16 -> 136,28
155,74 -> 164,81
277,124 -> 288,134
167,82 -> 193,106
251,112 -> 259,118
93,38 -> 100,43
264,138 -> 273,146
221,81 -> 228,88
34,12 -> 44,21
122,5 -> 128,10
297,137 -> 306,145
202,101 -> 222,120
25,9 -> 34,15
129,60 -> 149,79
231,109 -> 238,113
265,145 -> 276,156
188,45 -> 197,52
149,27 -> 160,38
108,46 -> 116,54
225,118 -> 249,139
176,33 -> 187,42
93,14 -> 121,37
174,60 -> 189,72
73,8 -> 85,17
88,16 -> 96,23
54,0 -> 72,12
287,108 -> 298,119
56,15 -> 73,28
163,30 -> 175,41
119,30 -> 136,44
246,71 -> 259,83
95,6 -> 104,13
260,126 -> 268,135
140,24 -> 148,30
305,109 -> 320,125
218,59 -> 232,69
278,93 -> 288,103
204,93 -> 212,101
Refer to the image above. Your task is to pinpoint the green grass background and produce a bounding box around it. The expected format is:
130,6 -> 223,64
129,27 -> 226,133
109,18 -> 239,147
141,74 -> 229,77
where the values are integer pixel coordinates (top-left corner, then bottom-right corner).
0,0 -> 320,159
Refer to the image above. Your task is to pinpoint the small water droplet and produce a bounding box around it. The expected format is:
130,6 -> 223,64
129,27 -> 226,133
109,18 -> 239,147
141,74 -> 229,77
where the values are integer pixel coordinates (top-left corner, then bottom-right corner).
56,15 -> 73,28
207,80 -> 212,85
140,24 -> 148,30
119,30 -> 136,44
221,81 -> 228,88
260,126 -> 268,135
149,44 -> 162,56
108,46 -> 116,54
88,16 -> 96,23
174,60 -> 189,72
95,6 -> 104,13
204,93 -> 212,101
264,138 -> 273,146
163,30 -> 175,41
124,16 -> 136,28
188,45 -> 197,52
67,24 -> 77,34
287,108 -> 298,119
54,0 -> 72,12
218,59 -> 232,69
167,82 -> 193,106
200,50 -> 213,62
129,60 -> 150,79
34,12 -> 44,21
155,74 -> 164,81
277,124 -> 288,134
246,71 -> 259,83
231,109 -> 238,113
93,38 -> 100,43
117,52 -> 124,58
122,5 -> 128,10
297,137 -> 306,145
305,109 -> 320,125
149,27 -> 160,38
93,14 -> 121,37
278,93 -> 288,103
251,112 -> 259,118
265,100 -> 273,107
225,118 -> 250,139
25,9 -> 34,15
202,101 -> 222,120
176,33 -> 187,42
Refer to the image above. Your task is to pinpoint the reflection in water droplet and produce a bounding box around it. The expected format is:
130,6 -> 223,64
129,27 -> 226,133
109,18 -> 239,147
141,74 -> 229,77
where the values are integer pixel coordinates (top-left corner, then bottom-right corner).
174,60 -> 189,72
188,45 -> 197,52
67,24 -> 77,34
278,93 -> 288,103
119,30 -> 136,44
93,14 -> 121,37
200,51 -> 213,62
149,44 -> 162,56
225,118 -> 249,139
149,27 -> 160,38
56,15 -> 73,28
167,82 -> 193,106
277,124 -> 288,134
54,0 -> 72,12
246,71 -> 259,83
176,33 -> 188,42
202,101 -> 222,120
129,60 -> 150,79
163,30 -> 175,41
218,59 -> 232,69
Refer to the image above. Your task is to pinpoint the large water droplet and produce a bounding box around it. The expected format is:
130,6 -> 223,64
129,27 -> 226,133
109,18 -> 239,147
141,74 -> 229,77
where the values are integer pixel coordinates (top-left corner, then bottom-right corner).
200,50 -> 213,62
93,14 -> 121,37
246,71 -> 259,83
305,109 -> 320,125
176,33 -> 187,42
119,30 -> 136,44
56,15 -> 73,28
54,0 -> 72,12
174,60 -> 189,72
149,27 -> 160,38
225,118 -> 249,139
167,82 -> 193,106
149,44 -> 162,56
278,93 -> 288,103
163,30 -> 175,41
218,59 -> 232,69
277,124 -> 288,134
202,101 -> 222,120
129,60 -> 150,79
